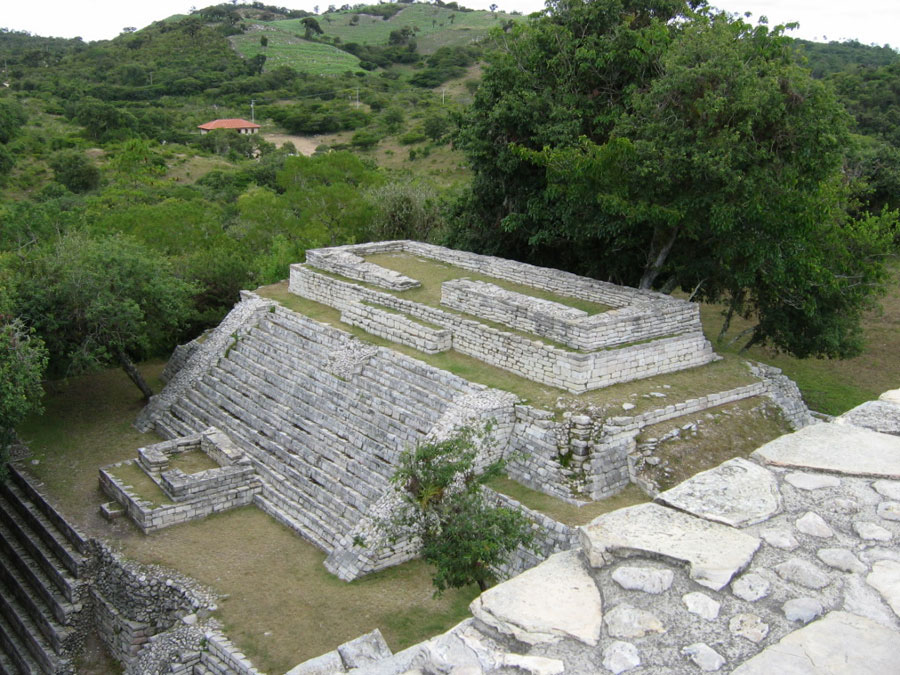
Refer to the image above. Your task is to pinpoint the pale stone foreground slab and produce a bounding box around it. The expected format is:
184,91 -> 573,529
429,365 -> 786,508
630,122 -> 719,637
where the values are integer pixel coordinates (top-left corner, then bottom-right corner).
731,611 -> 900,674
469,550 -> 603,646
752,423 -> 900,479
655,458 -> 780,527
580,503 -> 760,590
866,560 -> 900,618
837,400 -> 900,436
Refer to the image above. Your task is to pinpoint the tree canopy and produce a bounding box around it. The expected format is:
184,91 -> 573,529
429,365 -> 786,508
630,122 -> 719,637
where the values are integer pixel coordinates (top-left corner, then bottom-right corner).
13,231 -> 197,399
450,0 -> 897,358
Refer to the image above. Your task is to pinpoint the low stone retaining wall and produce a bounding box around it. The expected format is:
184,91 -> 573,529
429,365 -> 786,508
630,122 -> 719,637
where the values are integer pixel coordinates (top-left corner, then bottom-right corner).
341,302 -> 452,354
306,248 -> 419,290
441,277 -> 694,351
291,265 -> 715,393
99,461 -> 260,534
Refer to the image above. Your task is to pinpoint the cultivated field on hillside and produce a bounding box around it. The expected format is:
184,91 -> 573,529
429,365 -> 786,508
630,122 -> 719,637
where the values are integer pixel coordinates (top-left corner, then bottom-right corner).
230,30 -> 363,75
272,5 -> 513,54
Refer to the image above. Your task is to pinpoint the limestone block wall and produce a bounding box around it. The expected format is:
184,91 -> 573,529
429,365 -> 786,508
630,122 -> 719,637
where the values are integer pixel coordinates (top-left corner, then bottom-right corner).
341,302 -> 452,354
440,278 -> 695,351
99,461 -> 260,533
290,265 -> 716,393
486,489 -> 579,580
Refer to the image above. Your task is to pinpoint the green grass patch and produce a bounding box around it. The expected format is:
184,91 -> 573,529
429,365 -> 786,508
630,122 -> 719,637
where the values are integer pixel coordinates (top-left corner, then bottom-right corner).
106,461 -> 172,508
487,477 -> 650,527
230,31 -> 363,75
121,507 -> 477,673
169,450 -> 220,474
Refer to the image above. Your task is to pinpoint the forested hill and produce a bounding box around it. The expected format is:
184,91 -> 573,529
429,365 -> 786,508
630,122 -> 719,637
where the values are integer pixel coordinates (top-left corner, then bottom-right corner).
1,2 -> 899,439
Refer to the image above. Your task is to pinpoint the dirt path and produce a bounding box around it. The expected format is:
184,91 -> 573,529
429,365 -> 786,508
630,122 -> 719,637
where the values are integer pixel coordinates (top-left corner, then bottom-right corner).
263,132 -> 321,156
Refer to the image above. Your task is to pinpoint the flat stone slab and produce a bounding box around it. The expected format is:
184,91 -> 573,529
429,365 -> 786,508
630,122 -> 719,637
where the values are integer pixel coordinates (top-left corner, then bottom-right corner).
752,423 -> 900,479
611,566 -> 674,594
655,458 -> 780,527
837,400 -> 900,436
866,559 -> 900,618
879,389 -> 900,405
731,611 -> 900,674
580,503 -> 760,590
470,550 -> 603,646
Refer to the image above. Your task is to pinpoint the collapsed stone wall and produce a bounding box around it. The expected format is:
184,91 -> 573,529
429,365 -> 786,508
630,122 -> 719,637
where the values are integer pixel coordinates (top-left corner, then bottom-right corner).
88,542 -> 215,665
290,264 -> 715,393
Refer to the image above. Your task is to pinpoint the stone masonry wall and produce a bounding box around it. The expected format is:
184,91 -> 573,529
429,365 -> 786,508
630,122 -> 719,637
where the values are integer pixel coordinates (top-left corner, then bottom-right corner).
290,264 -> 715,393
341,302 -> 452,354
486,489 -> 580,581
440,277 -> 694,351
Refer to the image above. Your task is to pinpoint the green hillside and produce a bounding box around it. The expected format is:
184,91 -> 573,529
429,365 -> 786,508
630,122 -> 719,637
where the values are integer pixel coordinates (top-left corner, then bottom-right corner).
271,5 -> 514,54
230,30 -> 363,75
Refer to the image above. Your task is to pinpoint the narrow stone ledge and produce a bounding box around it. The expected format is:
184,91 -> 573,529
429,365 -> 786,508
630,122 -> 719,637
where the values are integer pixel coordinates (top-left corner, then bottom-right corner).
579,502 -> 760,590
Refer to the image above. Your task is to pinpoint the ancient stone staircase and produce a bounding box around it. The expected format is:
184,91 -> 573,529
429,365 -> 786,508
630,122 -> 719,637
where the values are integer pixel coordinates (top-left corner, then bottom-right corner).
0,466 -> 89,674
147,305 -> 479,553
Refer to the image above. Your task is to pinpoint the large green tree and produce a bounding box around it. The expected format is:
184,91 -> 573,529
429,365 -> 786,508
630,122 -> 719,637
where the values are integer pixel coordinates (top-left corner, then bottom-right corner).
14,231 -> 197,399
452,1 -> 895,358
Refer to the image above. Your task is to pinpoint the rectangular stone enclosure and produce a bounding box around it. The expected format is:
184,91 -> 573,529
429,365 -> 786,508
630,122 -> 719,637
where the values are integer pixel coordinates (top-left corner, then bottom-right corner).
291,241 -> 716,393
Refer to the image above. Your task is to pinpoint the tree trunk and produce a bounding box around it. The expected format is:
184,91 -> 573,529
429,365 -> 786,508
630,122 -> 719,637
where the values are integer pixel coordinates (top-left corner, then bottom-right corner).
639,226 -> 679,290
116,348 -> 154,401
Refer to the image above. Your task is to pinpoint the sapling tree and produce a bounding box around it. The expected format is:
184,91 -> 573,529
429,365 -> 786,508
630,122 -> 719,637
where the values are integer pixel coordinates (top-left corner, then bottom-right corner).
385,425 -> 534,594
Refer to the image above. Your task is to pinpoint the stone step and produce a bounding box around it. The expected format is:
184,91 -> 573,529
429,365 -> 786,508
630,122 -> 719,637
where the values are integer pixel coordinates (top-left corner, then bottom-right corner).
0,527 -> 81,628
0,584 -> 65,674
218,348 -> 426,453
206,364 -> 400,485
186,369 -> 398,495
7,468 -> 86,557
0,481 -> 84,578
255,318 -> 460,416
0,607 -> 42,675
166,388 -> 368,521
0,572 -> 73,659
0,497 -> 77,603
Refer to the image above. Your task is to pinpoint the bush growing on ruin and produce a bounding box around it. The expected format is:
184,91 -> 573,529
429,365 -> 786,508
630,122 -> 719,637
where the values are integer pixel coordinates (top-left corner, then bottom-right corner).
386,426 -> 534,594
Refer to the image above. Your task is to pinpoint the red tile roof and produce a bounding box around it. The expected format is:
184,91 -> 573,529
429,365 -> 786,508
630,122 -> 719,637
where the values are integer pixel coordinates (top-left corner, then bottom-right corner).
198,118 -> 261,130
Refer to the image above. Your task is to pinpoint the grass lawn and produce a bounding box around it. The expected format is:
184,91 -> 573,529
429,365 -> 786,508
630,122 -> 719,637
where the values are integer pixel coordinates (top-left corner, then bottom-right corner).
487,477 -> 649,527
16,364 -> 475,673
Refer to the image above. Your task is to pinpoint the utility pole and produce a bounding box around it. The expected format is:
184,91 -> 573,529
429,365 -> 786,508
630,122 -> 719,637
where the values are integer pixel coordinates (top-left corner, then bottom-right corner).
251,99 -> 256,123
442,88 -> 446,105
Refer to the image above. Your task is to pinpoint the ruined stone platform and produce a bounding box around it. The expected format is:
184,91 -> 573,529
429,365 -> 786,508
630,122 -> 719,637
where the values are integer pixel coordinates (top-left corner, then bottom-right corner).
343,389 -> 900,674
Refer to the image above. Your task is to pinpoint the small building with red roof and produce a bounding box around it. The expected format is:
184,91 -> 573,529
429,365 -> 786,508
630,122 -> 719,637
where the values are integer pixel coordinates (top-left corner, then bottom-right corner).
198,118 -> 261,135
